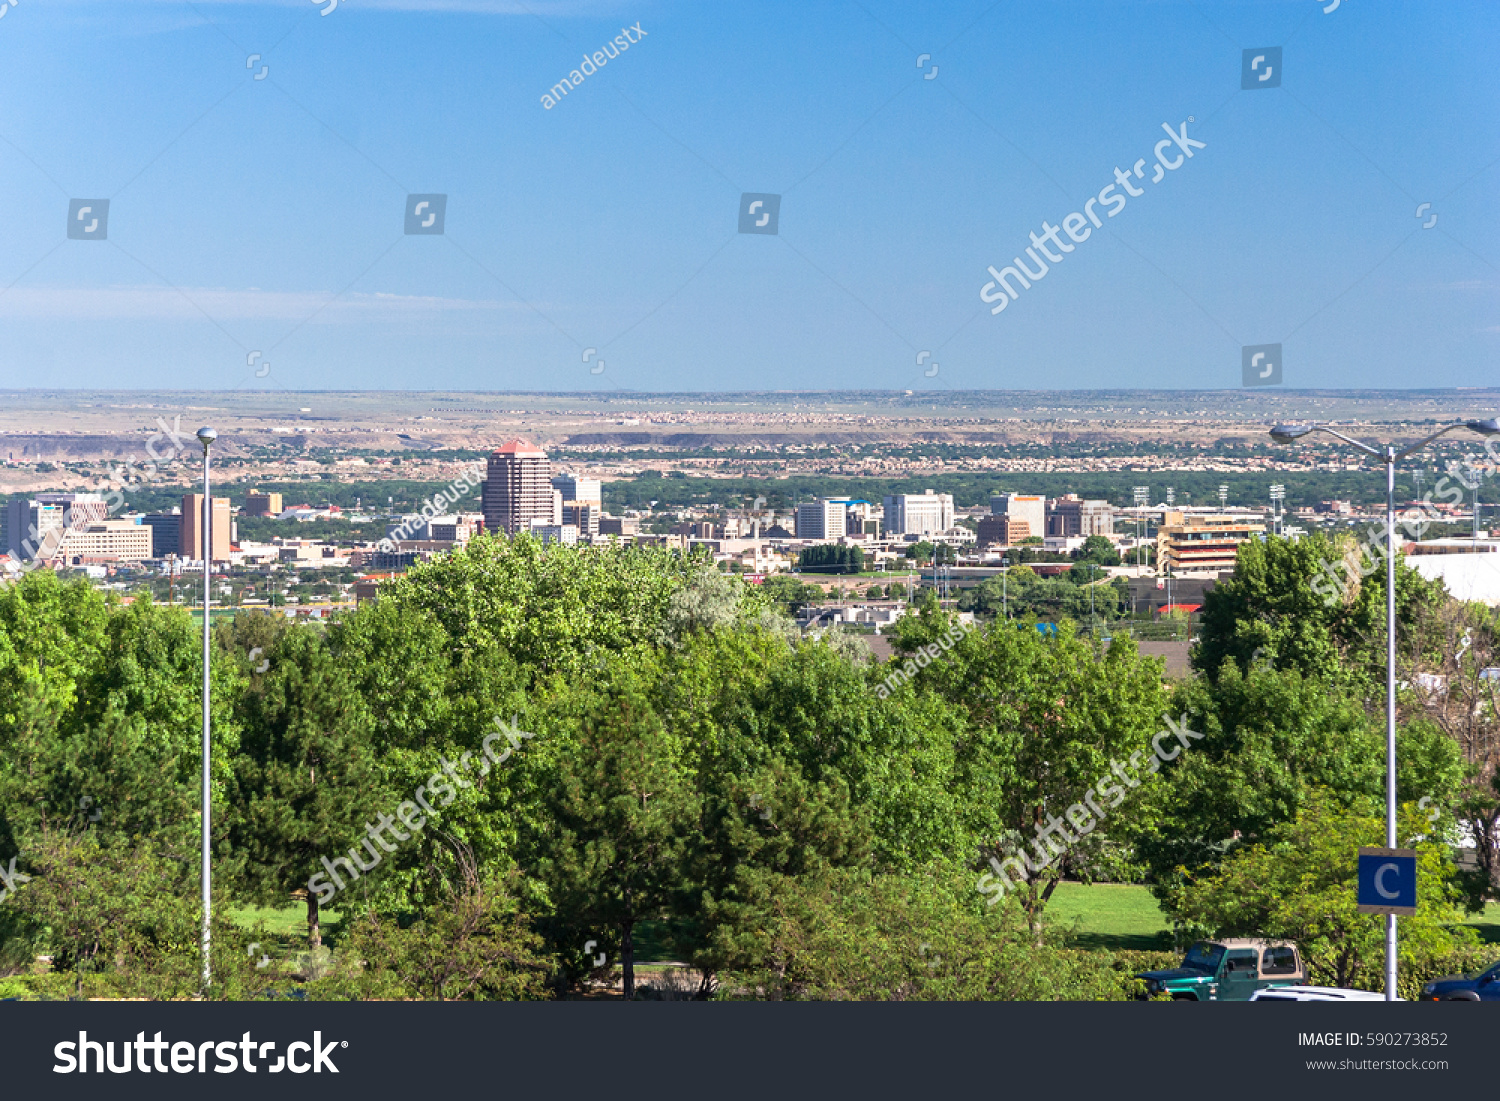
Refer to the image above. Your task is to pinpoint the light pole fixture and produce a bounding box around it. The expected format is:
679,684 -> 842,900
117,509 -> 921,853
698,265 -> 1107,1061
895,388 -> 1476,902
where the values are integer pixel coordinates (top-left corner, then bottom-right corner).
1269,417 -> 1500,1001
196,426 -> 216,989
1269,483 -> 1286,538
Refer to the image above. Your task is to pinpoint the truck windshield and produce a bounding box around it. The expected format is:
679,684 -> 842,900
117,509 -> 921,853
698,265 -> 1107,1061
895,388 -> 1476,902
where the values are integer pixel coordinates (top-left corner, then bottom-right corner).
1182,942 -> 1225,973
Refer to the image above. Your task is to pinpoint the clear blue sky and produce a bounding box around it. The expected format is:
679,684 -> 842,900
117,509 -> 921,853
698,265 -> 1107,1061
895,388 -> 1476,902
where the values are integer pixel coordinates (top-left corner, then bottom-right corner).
0,0 -> 1495,393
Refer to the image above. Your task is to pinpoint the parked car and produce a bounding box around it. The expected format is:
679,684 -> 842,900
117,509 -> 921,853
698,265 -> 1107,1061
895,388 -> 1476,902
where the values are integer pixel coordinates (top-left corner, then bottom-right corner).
1419,960 -> 1500,1000
1136,939 -> 1305,1001
1250,985 -> 1395,1001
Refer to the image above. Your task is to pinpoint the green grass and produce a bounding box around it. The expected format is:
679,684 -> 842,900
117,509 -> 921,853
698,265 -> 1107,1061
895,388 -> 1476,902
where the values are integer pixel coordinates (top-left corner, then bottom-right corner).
1463,901 -> 1500,944
1044,882 -> 1172,951
1044,884 -> 1500,951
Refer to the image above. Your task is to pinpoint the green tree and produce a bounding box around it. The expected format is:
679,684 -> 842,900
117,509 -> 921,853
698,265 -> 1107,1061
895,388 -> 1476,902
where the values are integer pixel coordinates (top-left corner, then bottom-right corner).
1194,532 -> 1446,690
537,671 -> 700,999
228,626 -> 385,948
890,609 -> 1170,935
1074,535 -> 1121,567
1138,662 -> 1464,910
1176,793 -> 1474,990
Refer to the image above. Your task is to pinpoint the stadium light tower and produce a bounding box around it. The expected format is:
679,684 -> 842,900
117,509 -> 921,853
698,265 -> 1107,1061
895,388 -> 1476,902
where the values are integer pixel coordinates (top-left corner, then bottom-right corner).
1133,486 -> 1149,573
1269,484 -> 1286,538
1269,418 -> 1500,1001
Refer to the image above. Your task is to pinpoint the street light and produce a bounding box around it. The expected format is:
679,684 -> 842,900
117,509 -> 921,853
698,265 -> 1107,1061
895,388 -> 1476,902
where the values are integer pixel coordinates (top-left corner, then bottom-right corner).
1269,417 -> 1500,1001
196,426 -> 216,989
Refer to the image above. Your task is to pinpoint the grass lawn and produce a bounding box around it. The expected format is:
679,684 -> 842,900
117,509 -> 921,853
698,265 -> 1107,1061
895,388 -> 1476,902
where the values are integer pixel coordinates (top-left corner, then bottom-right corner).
1463,901 -> 1500,944
1044,882 -> 1171,951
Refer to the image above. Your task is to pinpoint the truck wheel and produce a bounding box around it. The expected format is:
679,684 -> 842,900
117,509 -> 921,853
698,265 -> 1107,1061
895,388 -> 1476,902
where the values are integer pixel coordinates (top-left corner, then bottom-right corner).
1171,994 -> 1197,1002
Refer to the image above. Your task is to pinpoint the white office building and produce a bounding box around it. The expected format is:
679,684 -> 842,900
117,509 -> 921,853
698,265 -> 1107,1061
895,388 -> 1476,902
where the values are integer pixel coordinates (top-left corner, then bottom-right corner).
882,491 -> 954,537
795,500 -> 847,540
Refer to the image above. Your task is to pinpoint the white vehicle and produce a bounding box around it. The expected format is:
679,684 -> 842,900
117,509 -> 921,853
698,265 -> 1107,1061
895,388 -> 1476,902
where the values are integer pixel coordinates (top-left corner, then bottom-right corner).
1249,985 -> 1399,1002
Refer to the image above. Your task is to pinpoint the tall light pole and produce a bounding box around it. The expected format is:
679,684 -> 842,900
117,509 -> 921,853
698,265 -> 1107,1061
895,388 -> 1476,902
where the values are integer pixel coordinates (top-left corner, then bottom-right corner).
197,426 -> 217,989
1270,484 -> 1285,538
1218,484 -> 1228,511
1270,418 -> 1500,1001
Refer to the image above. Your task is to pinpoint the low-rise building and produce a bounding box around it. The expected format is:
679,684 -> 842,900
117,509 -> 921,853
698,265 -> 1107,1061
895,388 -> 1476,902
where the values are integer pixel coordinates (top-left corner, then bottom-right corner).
1156,516 -> 1266,575
54,519 -> 153,564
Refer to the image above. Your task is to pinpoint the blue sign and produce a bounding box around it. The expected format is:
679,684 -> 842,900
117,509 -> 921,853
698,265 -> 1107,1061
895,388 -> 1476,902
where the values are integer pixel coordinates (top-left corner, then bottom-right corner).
1357,848 -> 1416,915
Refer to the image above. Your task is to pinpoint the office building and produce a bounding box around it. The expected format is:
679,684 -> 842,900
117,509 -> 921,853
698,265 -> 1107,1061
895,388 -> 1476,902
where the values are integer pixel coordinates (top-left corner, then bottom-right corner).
550,474 -> 601,507
35,493 -> 109,526
1046,495 -> 1114,538
181,494 -> 232,562
1155,517 -> 1265,574
795,499 -> 847,540
143,511 -> 182,557
54,520 -> 152,564
561,501 -> 600,538
991,494 -> 1046,533
243,491 -> 284,517
977,515 -> 1037,546
829,499 -> 881,537
598,516 -> 638,538
528,520 -> 579,545
483,440 -> 554,535
882,491 -> 954,537
6,499 -> 64,561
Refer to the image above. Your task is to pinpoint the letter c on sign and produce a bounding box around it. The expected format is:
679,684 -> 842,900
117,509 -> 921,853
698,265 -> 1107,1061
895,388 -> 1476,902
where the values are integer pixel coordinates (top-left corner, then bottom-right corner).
1375,863 -> 1400,900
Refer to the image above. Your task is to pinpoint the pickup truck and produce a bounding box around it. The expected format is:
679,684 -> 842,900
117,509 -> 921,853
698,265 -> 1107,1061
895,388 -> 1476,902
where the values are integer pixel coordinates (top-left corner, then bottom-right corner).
1136,939 -> 1306,1001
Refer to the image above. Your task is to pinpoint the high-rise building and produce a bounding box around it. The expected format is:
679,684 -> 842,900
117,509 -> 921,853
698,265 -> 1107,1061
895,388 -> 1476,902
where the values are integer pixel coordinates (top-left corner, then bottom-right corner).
1046,495 -> 1114,538
244,491 -> 284,517
550,474 -> 601,507
482,440 -> 554,535
5,499 -> 65,561
181,494 -> 232,562
795,499 -> 847,540
882,491 -> 954,537
143,511 -> 182,557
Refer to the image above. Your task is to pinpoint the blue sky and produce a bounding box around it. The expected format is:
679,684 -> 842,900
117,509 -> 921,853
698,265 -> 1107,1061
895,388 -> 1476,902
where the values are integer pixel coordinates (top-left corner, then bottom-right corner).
0,0 -> 1495,393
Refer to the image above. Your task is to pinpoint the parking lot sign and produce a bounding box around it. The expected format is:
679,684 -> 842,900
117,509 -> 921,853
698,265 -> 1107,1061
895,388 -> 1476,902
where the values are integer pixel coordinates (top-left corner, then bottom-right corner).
1357,847 -> 1417,916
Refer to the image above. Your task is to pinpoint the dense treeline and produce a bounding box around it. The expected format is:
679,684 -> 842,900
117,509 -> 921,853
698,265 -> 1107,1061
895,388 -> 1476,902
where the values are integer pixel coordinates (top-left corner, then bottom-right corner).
0,531 -> 1495,999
